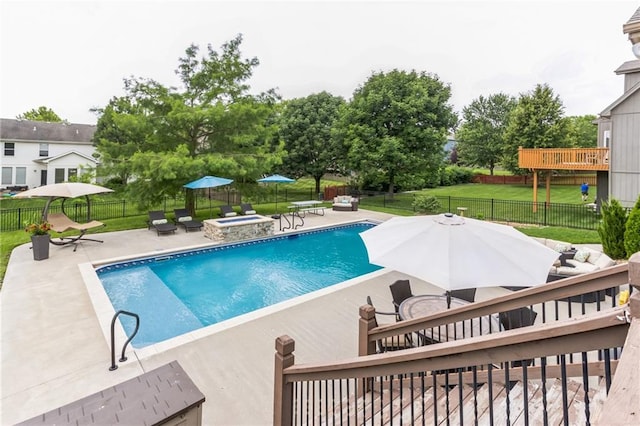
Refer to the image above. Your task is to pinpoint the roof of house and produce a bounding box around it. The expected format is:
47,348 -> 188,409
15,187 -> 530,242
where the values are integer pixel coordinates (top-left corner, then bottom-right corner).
34,150 -> 98,164
0,118 -> 95,143
614,59 -> 640,75
599,80 -> 640,117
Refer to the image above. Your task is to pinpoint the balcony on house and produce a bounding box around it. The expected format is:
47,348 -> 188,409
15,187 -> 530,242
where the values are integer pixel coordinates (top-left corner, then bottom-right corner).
518,147 -> 610,171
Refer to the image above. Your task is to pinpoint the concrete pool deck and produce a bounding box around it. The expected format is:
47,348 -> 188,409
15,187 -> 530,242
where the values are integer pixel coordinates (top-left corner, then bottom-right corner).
0,209 -> 531,424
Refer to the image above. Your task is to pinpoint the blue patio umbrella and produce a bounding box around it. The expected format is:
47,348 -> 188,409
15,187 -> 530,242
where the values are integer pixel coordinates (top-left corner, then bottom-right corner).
257,174 -> 295,213
184,176 -> 234,217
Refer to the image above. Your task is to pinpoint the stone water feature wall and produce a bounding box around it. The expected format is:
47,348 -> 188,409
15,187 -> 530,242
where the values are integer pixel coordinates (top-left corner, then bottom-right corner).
204,215 -> 274,243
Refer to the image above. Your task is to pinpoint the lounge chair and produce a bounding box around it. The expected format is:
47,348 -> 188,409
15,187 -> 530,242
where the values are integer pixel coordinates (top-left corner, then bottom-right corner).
148,211 -> 177,235
240,203 -> 256,215
46,212 -> 106,251
389,279 -> 413,319
173,209 -> 203,232
219,205 -> 237,218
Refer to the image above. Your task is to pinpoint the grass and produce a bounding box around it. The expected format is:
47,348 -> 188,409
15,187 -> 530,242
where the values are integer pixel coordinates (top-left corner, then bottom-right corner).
0,180 -> 603,287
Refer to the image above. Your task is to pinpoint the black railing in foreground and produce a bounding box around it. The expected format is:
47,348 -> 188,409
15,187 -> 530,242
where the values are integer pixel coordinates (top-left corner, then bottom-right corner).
273,264 -> 634,425
274,308 -> 628,425
109,310 -> 139,371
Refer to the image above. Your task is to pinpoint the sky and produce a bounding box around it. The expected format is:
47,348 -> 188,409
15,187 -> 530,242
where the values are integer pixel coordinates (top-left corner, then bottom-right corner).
1,0 -> 638,125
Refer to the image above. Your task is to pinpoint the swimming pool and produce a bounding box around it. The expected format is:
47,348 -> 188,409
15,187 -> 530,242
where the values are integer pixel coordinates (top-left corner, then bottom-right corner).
97,222 -> 380,348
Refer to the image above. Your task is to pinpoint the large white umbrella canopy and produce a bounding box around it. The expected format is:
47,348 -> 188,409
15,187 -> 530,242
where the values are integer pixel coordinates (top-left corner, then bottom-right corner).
14,182 -> 114,221
359,213 -> 560,291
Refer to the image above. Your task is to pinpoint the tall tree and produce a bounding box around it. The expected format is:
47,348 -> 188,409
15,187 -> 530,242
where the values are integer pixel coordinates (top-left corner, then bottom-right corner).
93,35 -> 284,211
278,92 -> 346,194
336,69 -> 457,195
17,106 -> 63,122
503,83 -> 569,173
455,93 -> 517,175
565,115 -> 597,148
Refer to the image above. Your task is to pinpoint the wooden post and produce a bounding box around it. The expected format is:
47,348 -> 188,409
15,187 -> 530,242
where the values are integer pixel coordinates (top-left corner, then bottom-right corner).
532,170 -> 538,213
545,171 -> 551,208
359,305 -> 377,357
274,335 -> 295,426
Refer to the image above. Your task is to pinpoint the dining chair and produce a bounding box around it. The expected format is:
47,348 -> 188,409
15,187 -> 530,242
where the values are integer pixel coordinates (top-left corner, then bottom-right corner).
365,296 -> 413,352
499,306 -> 538,367
448,288 -> 477,304
389,279 -> 413,318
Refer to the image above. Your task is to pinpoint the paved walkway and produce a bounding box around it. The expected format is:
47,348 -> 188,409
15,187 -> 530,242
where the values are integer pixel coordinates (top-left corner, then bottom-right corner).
0,209 -> 582,425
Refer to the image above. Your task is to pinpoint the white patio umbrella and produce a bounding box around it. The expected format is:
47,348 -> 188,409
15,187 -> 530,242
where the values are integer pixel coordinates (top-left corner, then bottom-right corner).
359,213 -> 560,305
14,182 -> 114,221
257,174 -> 295,214
184,175 -> 234,218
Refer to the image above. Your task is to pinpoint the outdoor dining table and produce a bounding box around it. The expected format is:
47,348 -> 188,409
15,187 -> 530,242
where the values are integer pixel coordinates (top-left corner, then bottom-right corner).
398,294 -> 500,344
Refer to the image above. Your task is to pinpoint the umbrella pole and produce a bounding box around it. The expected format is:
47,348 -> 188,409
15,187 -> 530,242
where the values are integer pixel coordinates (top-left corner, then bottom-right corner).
446,291 -> 451,309
275,184 -> 278,214
209,188 -> 212,218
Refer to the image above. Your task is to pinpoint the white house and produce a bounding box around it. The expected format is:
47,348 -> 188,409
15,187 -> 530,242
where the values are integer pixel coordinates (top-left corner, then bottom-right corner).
0,118 -> 98,190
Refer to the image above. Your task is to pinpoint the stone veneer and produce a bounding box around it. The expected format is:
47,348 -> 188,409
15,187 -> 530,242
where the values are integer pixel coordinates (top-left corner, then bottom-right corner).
204,215 -> 274,243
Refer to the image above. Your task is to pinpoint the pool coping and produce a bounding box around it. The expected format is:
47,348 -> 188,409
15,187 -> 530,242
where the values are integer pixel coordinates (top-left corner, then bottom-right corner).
82,219 -> 383,361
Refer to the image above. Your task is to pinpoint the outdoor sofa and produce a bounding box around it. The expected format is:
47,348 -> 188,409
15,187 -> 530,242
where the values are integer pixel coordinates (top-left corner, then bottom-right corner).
534,238 -> 616,276
332,195 -> 359,211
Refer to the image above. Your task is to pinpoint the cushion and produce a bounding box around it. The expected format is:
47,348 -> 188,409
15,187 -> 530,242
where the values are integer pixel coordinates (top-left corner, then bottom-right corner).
245,210 -> 256,215
554,243 -> 572,253
178,215 -> 192,222
152,219 -> 168,225
573,249 -> 591,263
224,212 -> 237,217
342,199 -> 349,204
585,250 -> 602,264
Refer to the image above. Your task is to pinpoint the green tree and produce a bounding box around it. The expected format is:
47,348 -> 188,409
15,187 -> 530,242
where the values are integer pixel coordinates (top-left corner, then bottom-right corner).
624,195 -> 640,257
93,36 -> 284,211
456,93 -> 517,175
17,106 -> 63,122
565,115 -> 597,148
278,92 -> 346,194
503,83 -> 569,173
598,198 -> 628,260
336,69 -> 457,195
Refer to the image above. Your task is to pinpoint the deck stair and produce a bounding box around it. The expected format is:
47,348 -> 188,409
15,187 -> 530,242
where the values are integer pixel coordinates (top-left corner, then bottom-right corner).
315,375 -> 607,425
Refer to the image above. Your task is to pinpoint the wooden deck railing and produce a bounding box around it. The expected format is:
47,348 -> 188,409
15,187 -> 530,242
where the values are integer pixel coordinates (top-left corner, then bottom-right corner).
274,260 -> 639,425
518,147 -> 609,171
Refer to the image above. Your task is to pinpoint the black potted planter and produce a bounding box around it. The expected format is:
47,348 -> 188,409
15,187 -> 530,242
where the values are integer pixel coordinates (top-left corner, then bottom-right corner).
31,234 -> 50,261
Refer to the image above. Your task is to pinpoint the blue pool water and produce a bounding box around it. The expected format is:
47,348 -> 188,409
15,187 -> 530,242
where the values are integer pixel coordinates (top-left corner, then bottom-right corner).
97,222 -> 379,348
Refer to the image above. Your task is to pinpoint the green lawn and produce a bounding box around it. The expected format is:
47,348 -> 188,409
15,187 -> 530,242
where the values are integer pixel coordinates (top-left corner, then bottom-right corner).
419,183 -> 590,204
0,180 -> 602,287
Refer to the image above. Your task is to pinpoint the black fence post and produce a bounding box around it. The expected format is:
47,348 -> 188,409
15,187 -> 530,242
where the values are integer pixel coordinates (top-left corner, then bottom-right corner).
491,199 -> 495,221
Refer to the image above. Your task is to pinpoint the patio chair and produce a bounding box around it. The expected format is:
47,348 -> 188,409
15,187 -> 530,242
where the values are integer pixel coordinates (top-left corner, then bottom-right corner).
173,209 -> 203,232
448,288 -> 477,303
366,296 -> 413,352
47,212 -> 106,252
240,203 -> 257,215
219,205 -> 237,218
148,211 -> 177,235
499,306 -> 538,367
389,279 -> 413,319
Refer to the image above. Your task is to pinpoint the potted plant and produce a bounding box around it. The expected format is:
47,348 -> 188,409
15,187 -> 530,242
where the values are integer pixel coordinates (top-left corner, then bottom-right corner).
25,220 -> 52,260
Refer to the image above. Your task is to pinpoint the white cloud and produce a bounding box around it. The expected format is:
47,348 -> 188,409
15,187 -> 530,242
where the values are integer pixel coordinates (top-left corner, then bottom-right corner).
1,0 -> 637,124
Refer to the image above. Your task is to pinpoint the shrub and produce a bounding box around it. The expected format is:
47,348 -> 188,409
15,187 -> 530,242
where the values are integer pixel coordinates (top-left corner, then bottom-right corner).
597,198 -> 627,259
439,166 -> 474,186
624,195 -> 640,257
412,194 -> 441,214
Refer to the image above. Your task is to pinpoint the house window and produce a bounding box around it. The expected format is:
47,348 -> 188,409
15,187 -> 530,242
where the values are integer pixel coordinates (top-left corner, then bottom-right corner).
39,143 -> 49,157
15,167 -> 26,185
68,168 -> 77,181
1,167 -> 12,185
54,168 -> 65,183
4,142 -> 15,156
603,130 -> 610,148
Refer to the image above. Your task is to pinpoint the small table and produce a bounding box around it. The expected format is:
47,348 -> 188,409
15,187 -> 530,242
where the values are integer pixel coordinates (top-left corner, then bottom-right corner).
399,294 -> 500,343
289,200 -> 326,216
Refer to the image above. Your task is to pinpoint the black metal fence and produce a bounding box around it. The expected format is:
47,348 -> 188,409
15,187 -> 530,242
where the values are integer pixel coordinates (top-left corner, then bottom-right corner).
0,188 -> 323,232
357,193 -> 603,230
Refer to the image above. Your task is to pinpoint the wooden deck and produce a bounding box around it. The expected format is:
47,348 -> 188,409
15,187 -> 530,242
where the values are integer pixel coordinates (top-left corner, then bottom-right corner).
518,147 -> 609,171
